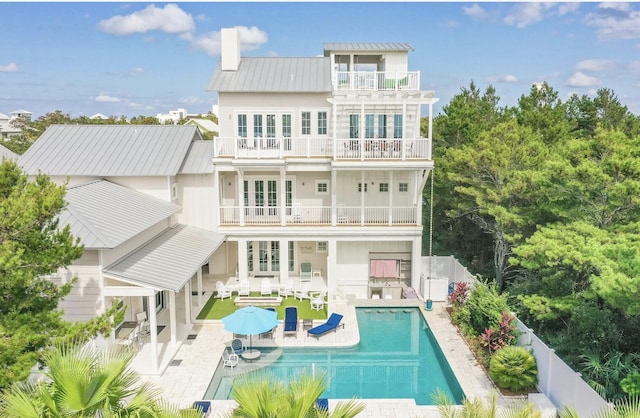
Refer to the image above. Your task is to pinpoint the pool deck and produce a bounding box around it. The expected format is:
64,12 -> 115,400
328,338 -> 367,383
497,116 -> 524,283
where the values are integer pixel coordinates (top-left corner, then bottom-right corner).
139,300 -> 499,417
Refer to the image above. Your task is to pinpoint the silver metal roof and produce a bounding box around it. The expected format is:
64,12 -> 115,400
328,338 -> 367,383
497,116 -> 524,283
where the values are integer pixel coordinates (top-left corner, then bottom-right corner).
0,144 -> 17,160
179,140 -> 215,174
323,43 -> 414,53
103,224 -> 225,292
63,180 -> 181,249
19,125 -> 202,176
207,57 -> 332,93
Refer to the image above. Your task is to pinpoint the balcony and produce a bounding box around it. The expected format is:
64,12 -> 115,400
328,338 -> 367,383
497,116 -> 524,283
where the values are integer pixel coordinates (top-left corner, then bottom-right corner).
334,71 -> 420,91
214,137 -> 431,160
219,206 -> 418,226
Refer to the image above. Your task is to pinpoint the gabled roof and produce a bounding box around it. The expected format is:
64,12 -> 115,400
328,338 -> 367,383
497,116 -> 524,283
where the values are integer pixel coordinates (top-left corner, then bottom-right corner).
103,224 -> 225,292
19,125 -> 203,176
179,140 -> 215,174
207,57 -> 332,93
186,118 -> 218,132
0,144 -> 17,160
323,43 -> 414,53
61,180 -> 181,249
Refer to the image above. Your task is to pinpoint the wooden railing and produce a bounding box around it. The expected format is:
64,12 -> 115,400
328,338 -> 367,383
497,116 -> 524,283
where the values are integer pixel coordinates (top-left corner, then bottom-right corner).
219,206 -> 418,226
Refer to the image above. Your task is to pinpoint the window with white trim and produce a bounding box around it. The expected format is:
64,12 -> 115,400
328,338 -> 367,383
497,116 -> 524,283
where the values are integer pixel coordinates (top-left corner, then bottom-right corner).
318,111 -> 327,135
399,182 -> 409,192
365,114 -> 375,138
317,241 -> 328,253
254,114 -> 263,137
393,114 -> 403,138
301,112 -> 311,135
358,182 -> 368,192
379,183 -> 389,192
316,180 -> 329,195
378,114 -> 387,138
237,114 -> 247,138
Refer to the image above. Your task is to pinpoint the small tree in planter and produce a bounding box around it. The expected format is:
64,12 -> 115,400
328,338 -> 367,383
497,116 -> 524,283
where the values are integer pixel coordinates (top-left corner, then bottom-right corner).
479,311 -> 518,354
489,346 -> 538,393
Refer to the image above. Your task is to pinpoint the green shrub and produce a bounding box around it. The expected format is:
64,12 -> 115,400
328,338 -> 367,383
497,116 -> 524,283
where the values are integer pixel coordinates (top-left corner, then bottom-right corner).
466,280 -> 511,335
489,346 -> 538,392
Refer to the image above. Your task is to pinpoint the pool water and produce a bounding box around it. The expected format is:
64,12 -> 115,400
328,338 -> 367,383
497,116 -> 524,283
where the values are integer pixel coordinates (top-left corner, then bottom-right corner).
204,307 -> 464,405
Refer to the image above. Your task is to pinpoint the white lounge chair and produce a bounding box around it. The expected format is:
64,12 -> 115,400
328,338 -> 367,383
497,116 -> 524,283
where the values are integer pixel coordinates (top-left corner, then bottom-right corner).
310,291 -> 326,311
279,279 -> 293,298
294,284 -> 311,302
222,347 -> 239,368
216,281 -> 232,300
261,278 -> 273,296
300,263 -> 312,282
238,279 -> 251,296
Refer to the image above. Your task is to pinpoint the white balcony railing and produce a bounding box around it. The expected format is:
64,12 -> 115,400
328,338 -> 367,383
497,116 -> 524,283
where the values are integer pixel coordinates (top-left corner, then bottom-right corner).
334,71 -> 420,91
214,137 -> 431,160
219,206 -> 418,226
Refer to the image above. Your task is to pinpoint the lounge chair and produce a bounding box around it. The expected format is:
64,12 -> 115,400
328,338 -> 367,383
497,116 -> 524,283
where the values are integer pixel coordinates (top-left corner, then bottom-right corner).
222,347 -> 239,368
261,278 -> 273,296
192,400 -> 212,417
284,306 -> 298,337
231,338 -> 245,355
315,398 -> 329,413
300,262 -> 312,282
238,279 -> 250,296
307,313 -> 344,339
278,279 -> 293,298
310,291 -> 326,311
260,308 -> 277,339
216,281 -> 232,300
294,284 -> 311,302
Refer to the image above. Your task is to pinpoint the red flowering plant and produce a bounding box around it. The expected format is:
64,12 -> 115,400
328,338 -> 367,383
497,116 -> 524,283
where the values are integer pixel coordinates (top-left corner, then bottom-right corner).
479,311 -> 518,354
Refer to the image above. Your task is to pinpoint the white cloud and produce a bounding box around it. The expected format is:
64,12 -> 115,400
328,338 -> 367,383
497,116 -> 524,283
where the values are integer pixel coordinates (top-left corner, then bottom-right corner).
558,2 -> 581,16
0,62 -> 18,72
179,96 -> 205,105
129,102 -> 154,110
94,94 -> 121,103
575,59 -> 616,72
98,4 -> 195,36
191,26 -> 268,56
565,71 -> 601,87
504,3 -> 554,28
586,2 -> 640,41
628,61 -> 640,72
487,74 -> 518,83
129,67 -> 145,76
463,4 -> 489,20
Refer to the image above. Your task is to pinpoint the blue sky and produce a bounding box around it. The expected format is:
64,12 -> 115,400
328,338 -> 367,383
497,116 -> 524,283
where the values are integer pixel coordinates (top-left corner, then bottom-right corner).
1,2 -> 640,119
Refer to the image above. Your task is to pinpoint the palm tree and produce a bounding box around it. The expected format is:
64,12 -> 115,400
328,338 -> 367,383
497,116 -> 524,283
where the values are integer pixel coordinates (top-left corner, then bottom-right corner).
0,342 -> 201,418
229,370 -> 365,418
433,389 -> 542,418
559,395 -> 640,418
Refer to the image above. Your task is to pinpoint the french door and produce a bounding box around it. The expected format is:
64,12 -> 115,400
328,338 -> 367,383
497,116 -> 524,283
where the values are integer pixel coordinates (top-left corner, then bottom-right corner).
243,178 -> 293,218
248,241 -> 280,274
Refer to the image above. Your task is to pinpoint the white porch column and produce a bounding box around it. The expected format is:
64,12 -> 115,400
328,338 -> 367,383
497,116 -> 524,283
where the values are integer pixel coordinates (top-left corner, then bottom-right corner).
197,267 -> 203,307
238,239 -> 248,280
279,238 -> 289,283
327,239 -> 338,314
359,101 -> 365,161
184,280 -> 192,323
213,169 -> 220,228
360,171 -> 365,225
411,236 -> 422,291
280,167 -> 286,226
148,295 -> 159,373
238,170 -> 245,226
169,291 -> 177,345
331,170 -> 337,225
388,171 -> 394,225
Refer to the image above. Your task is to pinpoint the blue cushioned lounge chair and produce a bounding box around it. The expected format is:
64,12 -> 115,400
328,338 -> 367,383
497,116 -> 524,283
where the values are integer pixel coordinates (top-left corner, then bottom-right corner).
192,400 -> 212,417
307,313 -> 344,339
284,306 -> 298,337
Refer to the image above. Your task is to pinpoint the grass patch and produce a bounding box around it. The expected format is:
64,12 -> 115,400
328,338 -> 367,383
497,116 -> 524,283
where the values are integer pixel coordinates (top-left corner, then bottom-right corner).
196,292 -> 328,320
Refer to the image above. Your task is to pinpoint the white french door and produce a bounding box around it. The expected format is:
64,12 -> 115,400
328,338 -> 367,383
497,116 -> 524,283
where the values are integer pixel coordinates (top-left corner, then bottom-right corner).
248,241 -> 280,274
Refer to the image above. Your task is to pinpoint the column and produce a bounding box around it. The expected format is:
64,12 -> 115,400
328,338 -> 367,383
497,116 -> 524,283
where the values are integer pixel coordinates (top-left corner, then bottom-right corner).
197,267 -> 203,307
411,236 -> 422,293
326,239 -> 337,314
213,168 -> 220,228
280,167 -> 286,226
388,171 -> 394,224
279,238 -> 289,283
169,291 -> 177,345
184,280 -> 192,324
238,239 -> 248,280
331,170 -> 337,225
148,295 -> 158,373
238,170 -> 245,226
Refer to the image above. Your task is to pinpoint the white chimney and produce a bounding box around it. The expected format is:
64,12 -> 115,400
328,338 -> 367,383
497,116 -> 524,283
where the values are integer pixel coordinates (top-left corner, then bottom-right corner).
221,28 -> 241,71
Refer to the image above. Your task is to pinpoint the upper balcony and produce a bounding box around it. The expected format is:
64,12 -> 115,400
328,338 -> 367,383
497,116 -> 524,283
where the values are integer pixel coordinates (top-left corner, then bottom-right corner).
333,71 -> 420,92
213,137 -> 431,161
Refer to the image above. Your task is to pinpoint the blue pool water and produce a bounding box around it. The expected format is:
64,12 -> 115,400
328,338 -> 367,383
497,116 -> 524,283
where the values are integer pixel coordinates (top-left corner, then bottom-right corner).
204,307 -> 464,405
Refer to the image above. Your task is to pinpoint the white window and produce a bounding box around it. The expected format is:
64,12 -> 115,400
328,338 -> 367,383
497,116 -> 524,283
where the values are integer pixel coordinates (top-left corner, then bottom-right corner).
379,183 -> 389,192
365,114 -> 374,138
378,114 -> 387,138
393,114 -> 403,138
301,112 -> 311,135
171,183 -> 178,200
358,183 -> 368,192
237,114 -> 247,138
317,241 -> 328,253
316,180 -> 329,195
399,182 -> 409,192
318,111 -> 327,135
253,114 -> 263,138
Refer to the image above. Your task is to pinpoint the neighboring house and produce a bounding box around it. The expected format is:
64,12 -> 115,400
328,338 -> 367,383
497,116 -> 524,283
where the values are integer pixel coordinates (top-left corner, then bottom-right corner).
156,108 -> 187,124
184,118 -> 219,139
0,143 -> 17,159
206,28 -> 438,305
16,28 -> 438,373
0,112 -> 21,139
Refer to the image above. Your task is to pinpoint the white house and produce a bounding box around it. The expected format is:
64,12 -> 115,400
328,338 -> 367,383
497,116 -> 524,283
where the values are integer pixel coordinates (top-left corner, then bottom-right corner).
17,28 -> 438,373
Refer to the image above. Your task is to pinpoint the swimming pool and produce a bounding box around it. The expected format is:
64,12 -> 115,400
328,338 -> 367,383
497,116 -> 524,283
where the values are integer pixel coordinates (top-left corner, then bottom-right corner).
204,307 -> 464,405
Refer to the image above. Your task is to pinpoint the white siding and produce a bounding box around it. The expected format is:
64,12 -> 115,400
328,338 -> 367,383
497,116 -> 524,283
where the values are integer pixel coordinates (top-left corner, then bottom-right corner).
175,174 -> 216,230
107,176 -> 171,202
54,250 -> 103,322
383,51 -> 409,73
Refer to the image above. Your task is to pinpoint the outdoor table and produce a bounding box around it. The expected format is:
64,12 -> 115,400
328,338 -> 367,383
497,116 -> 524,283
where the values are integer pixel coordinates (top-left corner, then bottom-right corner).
241,350 -> 261,362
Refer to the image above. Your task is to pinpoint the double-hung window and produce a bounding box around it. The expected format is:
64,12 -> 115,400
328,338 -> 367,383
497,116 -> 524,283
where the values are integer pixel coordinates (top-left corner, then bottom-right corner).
254,114 -> 263,138
237,114 -> 247,138
378,115 -> 387,138
318,111 -> 327,135
393,114 -> 403,139
365,114 -> 375,139
301,112 -> 311,135
349,114 -> 359,138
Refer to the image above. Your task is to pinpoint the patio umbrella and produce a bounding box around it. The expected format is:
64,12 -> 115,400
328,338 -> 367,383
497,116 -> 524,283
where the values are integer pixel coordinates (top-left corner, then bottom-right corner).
222,306 -> 279,352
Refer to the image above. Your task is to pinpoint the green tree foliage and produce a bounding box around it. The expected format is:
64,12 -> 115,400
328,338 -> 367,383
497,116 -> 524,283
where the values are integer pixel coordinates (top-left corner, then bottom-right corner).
0,342 -> 202,417
489,346 -> 538,392
515,82 -> 572,144
229,370 -> 365,418
433,389 -> 543,418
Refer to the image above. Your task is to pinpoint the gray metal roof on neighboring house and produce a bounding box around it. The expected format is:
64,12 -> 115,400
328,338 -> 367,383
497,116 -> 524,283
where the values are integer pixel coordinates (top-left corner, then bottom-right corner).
19,125 -> 202,176
62,180 -> 181,249
207,57 -> 332,93
323,43 -> 414,53
0,144 -> 17,160
187,118 -> 219,132
103,224 -> 225,292
179,140 -> 215,174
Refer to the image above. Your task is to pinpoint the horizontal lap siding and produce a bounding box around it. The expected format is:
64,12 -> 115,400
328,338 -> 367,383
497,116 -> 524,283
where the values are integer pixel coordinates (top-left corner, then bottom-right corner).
51,255 -> 103,322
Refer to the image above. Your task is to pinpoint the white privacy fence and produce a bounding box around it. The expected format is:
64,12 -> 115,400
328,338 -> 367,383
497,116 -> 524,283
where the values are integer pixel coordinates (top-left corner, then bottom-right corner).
516,321 -> 612,417
419,255 -> 475,301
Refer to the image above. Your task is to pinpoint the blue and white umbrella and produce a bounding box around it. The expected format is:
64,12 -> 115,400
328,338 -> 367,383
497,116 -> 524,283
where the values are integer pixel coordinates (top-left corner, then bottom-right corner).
222,306 -> 278,352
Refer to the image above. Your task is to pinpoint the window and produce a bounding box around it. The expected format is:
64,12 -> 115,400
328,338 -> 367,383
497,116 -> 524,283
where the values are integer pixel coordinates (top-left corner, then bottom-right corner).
358,182 -> 368,192
318,111 -> 327,135
288,241 -> 295,272
301,111 -> 311,135
282,114 -> 291,137
365,114 -> 374,138
399,182 -> 409,192
254,114 -> 263,137
378,114 -> 387,138
266,114 -> 276,138
316,180 -> 329,195
393,114 -> 403,138
379,183 -> 389,192
171,183 -> 178,200
317,241 -> 328,253
349,114 -> 359,138
237,114 -> 247,138
271,241 -> 279,271
247,241 -> 253,272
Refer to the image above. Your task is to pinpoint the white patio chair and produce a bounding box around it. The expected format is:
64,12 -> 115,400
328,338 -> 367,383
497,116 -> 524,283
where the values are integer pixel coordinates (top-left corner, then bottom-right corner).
238,279 -> 251,296
222,347 -> 239,368
261,278 -> 273,296
136,312 -> 150,339
310,291 -> 326,311
278,279 -> 293,298
216,281 -> 232,300
294,284 -> 311,302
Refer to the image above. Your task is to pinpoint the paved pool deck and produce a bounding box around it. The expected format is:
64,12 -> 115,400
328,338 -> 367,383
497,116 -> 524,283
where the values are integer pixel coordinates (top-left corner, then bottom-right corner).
139,300 -> 499,417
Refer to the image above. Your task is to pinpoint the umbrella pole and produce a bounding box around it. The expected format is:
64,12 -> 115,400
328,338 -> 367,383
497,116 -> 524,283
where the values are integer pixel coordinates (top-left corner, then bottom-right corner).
249,335 -> 252,353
